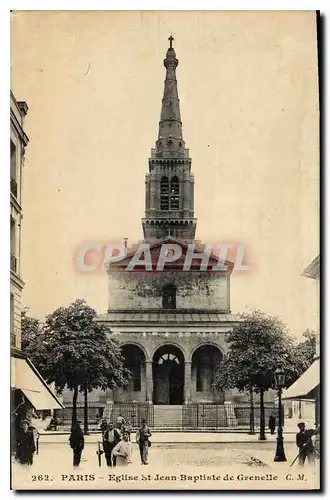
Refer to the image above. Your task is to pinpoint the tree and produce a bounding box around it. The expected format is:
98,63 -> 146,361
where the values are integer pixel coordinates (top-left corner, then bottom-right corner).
292,329 -> 316,375
213,310 -> 300,440
29,299 -> 129,431
21,308 -> 48,369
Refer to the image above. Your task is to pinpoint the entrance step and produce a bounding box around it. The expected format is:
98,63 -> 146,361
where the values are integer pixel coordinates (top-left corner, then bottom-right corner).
154,405 -> 182,428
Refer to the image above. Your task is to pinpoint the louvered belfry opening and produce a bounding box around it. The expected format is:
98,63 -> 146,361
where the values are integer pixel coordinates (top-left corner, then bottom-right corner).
170,176 -> 179,209
160,176 -> 169,210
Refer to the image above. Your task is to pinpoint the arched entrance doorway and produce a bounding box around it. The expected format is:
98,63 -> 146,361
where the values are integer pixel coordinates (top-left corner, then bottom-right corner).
120,344 -> 146,400
191,345 -> 224,403
153,345 -> 184,405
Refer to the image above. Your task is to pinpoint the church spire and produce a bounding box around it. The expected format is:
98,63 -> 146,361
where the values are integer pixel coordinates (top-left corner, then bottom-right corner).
155,36 -> 187,159
142,38 -> 196,243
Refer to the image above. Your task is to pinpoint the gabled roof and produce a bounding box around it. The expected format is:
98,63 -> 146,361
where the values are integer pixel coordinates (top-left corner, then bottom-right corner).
106,237 -> 234,273
302,255 -> 320,280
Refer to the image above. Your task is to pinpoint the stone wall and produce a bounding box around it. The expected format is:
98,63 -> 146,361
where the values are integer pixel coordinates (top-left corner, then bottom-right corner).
108,270 -> 229,311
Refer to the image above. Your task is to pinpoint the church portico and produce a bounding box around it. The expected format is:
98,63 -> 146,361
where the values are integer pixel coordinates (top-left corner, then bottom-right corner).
99,329 -> 231,405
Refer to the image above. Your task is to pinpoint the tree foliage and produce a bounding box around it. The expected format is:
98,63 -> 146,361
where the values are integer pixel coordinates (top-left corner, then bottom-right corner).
21,308 -> 48,369
39,299 -> 129,393
21,300 -> 129,427
213,310 -> 301,395
213,309 -> 303,440
292,329 -> 316,375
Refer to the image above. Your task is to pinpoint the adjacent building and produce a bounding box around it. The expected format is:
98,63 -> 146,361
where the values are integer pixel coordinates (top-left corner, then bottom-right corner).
283,255 -> 320,430
10,91 -> 63,436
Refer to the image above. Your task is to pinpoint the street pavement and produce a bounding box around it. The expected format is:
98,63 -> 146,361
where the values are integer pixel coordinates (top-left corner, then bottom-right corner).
12,437 -> 319,490
39,430 -> 297,444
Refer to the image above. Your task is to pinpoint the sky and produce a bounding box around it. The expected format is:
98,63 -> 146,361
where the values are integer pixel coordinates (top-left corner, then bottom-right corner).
10,10 -> 319,340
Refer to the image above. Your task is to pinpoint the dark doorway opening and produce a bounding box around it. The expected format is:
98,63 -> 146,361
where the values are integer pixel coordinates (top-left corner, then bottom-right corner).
153,345 -> 184,405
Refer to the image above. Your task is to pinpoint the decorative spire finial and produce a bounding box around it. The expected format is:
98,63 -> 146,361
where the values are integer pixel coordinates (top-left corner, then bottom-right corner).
169,35 -> 174,49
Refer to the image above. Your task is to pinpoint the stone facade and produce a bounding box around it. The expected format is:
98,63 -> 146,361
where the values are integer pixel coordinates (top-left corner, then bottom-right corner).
10,92 -> 29,349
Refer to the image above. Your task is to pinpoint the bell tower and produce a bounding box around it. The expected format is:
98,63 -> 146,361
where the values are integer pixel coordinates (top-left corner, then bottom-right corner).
142,37 -> 197,242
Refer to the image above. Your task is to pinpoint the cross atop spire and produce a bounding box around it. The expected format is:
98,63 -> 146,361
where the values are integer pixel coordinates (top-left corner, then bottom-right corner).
169,35 -> 174,49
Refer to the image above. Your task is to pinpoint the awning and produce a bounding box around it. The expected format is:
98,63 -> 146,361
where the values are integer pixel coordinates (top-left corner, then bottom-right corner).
282,359 -> 319,400
11,354 -> 64,410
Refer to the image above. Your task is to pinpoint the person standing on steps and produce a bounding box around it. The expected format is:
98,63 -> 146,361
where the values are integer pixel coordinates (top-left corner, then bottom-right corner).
136,419 -> 152,465
69,420 -> 84,467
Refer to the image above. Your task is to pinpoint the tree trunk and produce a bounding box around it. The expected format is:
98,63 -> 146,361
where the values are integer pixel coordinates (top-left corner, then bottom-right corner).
259,389 -> 266,440
248,386 -> 255,434
83,385 -> 89,435
71,385 -> 78,430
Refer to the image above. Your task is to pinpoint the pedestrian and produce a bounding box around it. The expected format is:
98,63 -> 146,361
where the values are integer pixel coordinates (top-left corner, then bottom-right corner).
111,422 -> 122,467
46,416 -> 58,431
28,423 -> 40,455
136,419 -> 152,465
112,430 -> 132,466
296,422 -> 315,466
103,422 -> 120,467
116,414 -> 125,431
123,420 -> 132,441
15,419 -> 36,465
69,420 -> 84,467
268,412 -> 276,435
100,419 -> 108,433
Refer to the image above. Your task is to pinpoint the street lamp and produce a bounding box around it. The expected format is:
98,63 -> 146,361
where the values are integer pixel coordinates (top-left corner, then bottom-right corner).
273,367 -> 287,462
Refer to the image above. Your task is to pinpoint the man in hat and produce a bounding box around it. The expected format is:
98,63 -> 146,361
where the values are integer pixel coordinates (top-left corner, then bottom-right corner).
268,412 -> 276,435
296,422 -> 315,466
15,419 -> 36,465
103,422 -> 121,467
136,419 -> 152,465
69,420 -> 84,467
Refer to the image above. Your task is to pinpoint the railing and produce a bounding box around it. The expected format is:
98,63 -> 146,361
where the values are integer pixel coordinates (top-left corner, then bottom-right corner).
54,405 -> 105,427
109,403 -> 154,428
182,403 -> 276,430
10,254 -> 17,273
11,177 -> 18,198
55,403 -> 155,429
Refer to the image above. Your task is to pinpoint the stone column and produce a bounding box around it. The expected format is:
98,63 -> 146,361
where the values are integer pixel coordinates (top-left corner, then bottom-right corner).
146,361 -> 153,403
184,361 -> 192,404
149,173 -> 157,216
183,172 -> 190,218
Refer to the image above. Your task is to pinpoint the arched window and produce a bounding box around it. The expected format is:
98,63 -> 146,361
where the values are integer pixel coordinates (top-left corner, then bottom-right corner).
192,345 -> 222,392
160,176 -> 169,210
170,176 -> 179,210
162,283 -> 177,309
121,345 -> 145,392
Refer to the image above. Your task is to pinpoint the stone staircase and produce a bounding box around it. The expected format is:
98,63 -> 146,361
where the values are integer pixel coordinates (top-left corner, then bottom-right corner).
154,405 -> 183,429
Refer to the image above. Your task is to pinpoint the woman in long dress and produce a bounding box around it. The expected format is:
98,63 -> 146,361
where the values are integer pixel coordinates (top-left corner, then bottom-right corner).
112,431 -> 132,466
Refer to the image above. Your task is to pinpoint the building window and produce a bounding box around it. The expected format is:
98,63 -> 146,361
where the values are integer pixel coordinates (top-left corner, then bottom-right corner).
170,176 -> 179,210
10,216 -> 17,273
162,283 -> 176,309
160,176 -> 169,210
10,293 -> 16,346
10,141 -> 18,197
121,345 -> 145,393
11,141 -> 17,179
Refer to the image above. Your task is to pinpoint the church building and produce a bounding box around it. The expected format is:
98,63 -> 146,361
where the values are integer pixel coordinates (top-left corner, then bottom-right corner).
97,38 -> 242,427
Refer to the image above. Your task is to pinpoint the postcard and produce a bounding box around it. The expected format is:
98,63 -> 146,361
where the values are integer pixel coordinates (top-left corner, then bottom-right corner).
10,10 -> 320,491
